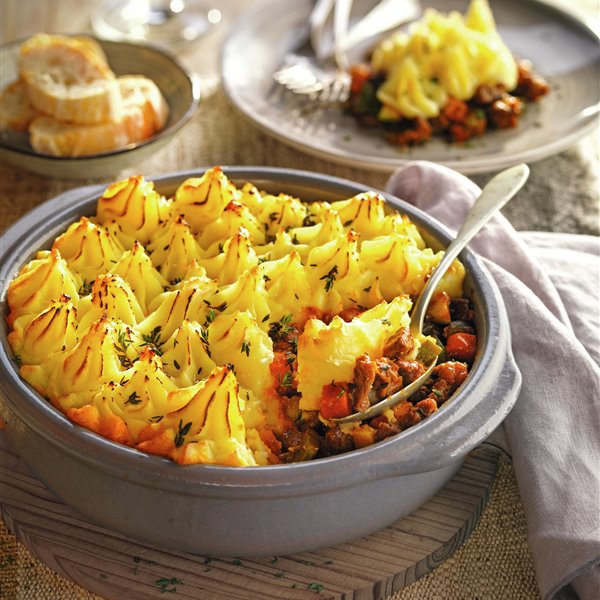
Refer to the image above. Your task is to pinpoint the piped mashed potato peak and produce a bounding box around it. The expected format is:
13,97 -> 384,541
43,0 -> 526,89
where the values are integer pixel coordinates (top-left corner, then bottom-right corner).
372,0 -> 517,119
7,167 -> 474,467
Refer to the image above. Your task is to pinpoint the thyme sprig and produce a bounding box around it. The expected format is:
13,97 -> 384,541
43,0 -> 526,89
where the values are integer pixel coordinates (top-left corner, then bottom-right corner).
155,576 -> 182,593
141,326 -> 163,356
203,299 -> 227,312
268,314 -> 293,340
278,371 -> 293,388
174,419 -> 192,448
78,280 -> 93,296
125,391 -> 141,405
115,329 -> 136,368
320,265 -> 338,292
241,339 -> 251,357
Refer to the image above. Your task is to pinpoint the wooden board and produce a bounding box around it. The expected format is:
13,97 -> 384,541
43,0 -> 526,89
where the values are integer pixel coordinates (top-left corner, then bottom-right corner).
0,433 -> 497,600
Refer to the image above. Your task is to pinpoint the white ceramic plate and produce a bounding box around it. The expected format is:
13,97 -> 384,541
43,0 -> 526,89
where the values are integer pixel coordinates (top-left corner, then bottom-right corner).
221,0 -> 600,174
0,38 -> 200,179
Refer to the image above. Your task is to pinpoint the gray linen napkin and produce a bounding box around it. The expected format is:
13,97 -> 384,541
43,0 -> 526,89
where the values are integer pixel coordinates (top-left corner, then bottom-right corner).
385,161 -> 600,600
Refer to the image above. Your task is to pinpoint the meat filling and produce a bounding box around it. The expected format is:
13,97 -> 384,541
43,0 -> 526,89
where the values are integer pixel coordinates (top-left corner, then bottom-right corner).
271,295 -> 477,462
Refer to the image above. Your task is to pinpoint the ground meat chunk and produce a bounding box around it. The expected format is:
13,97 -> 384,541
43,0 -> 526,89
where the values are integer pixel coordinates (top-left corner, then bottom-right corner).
434,361 -> 468,390
322,426 -> 354,455
385,117 -> 432,146
279,428 -> 320,463
440,97 -> 469,124
516,60 -> 550,101
353,353 -> 377,413
429,379 -> 451,405
489,95 -> 523,129
374,420 -> 401,442
416,397 -> 438,417
395,359 -> 426,384
383,327 -> 414,359
372,357 -> 403,400
449,297 -> 472,321
473,84 -> 506,105
354,353 -> 405,410
443,320 -> 475,339
393,401 -> 422,429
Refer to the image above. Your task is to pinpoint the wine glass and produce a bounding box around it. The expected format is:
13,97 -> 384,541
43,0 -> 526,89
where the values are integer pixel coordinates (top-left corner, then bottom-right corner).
91,0 -> 222,47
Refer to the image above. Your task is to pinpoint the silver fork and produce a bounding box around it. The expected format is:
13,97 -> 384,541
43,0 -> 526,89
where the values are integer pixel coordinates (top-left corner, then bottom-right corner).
273,0 -> 421,103
273,0 -> 352,103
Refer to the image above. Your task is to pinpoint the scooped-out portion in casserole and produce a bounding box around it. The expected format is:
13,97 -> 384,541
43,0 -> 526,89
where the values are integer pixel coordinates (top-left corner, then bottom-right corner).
347,0 -> 549,146
6,167 -> 477,466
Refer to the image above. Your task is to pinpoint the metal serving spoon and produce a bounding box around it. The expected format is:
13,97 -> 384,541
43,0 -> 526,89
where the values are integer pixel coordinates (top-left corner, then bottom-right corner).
333,162 -> 530,424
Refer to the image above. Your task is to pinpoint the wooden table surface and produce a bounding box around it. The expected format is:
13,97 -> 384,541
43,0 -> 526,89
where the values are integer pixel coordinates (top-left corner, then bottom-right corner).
0,1 -> 598,599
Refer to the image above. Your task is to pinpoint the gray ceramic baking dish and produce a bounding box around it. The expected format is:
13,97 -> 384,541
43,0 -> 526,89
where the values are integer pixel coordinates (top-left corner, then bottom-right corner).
0,167 -> 521,557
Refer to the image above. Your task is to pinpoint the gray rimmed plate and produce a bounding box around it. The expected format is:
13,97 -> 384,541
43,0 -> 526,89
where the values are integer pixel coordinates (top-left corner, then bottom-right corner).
221,0 -> 600,174
0,37 -> 200,179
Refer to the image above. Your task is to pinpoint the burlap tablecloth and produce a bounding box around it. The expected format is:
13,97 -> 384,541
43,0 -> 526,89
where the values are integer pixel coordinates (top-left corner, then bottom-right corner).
0,1 -> 598,598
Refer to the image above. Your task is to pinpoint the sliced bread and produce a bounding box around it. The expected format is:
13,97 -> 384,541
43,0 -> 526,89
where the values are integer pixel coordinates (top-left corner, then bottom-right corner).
18,34 -> 122,124
29,76 -> 169,157
118,75 -> 170,130
0,79 -> 39,131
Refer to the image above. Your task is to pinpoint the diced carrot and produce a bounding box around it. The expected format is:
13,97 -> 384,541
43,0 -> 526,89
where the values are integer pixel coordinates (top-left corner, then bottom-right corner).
446,333 -> 477,362
450,123 -> 472,143
320,382 -> 352,419
350,64 -> 373,94
269,351 -> 293,386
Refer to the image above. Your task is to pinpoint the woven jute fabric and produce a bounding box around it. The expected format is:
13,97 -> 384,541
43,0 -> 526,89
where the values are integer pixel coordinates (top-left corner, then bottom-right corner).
0,458 -> 539,600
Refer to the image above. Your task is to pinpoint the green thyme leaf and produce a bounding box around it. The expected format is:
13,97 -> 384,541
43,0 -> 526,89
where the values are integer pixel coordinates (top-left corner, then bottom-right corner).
141,326 -> 163,355
279,371 -> 293,388
319,265 -> 338,292
125,391 -> 141,405
174,420 -> 192,448
78,280 -> 93,296
241,339 -> 251,357
155,576 -> 182,593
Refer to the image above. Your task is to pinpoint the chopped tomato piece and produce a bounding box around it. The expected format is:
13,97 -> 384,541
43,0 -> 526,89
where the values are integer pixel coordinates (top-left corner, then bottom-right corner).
446,333 -> 477,362
320,382 -> 352,419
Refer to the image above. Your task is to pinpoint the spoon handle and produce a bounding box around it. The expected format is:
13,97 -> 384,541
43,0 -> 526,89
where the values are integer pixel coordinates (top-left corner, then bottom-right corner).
411,162 -> 530,336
